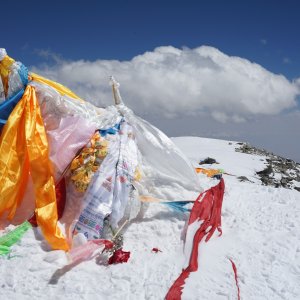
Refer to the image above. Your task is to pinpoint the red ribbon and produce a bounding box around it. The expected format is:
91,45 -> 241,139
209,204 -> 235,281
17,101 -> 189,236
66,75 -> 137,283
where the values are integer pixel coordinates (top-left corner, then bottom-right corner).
166,178 -> 225,300
229,258 -> 241,300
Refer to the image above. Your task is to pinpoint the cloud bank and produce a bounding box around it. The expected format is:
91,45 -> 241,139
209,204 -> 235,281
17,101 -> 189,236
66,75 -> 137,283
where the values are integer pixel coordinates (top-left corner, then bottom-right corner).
32,46 -> 300,123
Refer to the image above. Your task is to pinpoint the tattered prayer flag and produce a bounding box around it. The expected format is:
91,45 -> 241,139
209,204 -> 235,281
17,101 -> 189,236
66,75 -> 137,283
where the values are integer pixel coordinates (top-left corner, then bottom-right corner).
0,221 -> 32,256
166,179 -> 225,300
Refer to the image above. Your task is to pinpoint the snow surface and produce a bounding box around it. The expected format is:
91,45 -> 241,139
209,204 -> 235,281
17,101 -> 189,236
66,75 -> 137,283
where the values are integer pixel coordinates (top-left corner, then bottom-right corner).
1,137 -> 299,300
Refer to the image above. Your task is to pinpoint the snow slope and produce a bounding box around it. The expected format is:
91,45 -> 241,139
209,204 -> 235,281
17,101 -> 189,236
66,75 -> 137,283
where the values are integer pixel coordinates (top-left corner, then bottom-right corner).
0,137 -> 299,300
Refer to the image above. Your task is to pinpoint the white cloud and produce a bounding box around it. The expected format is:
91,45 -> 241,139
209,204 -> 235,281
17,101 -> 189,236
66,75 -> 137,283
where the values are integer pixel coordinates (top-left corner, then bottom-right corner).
31,46 -> 299,123
295,77 -> 300,89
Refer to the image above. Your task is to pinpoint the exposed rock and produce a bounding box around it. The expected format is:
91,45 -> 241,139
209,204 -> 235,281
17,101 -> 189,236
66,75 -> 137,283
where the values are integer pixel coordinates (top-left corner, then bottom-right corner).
237,176 -> 254,183
199,157 -> 218,165
235,142 -> 300,190
256,165 -> 273,176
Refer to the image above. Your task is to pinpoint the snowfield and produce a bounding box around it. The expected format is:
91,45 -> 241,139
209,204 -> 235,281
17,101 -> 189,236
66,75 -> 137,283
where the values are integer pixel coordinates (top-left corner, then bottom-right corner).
0,137 -> 299,300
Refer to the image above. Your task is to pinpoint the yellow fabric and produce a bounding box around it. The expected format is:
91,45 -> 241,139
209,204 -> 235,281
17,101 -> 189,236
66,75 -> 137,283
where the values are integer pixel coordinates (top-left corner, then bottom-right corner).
195,167 -> 221,177
0,55 -> 15,77
70,132 -> 108,193
31,72 -> 83,101
0,86 -> 69,251
0,55 -> 15,97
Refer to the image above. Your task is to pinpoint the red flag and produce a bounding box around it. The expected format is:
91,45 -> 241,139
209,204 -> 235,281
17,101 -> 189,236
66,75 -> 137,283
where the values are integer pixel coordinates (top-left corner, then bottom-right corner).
166,178 -> 225,300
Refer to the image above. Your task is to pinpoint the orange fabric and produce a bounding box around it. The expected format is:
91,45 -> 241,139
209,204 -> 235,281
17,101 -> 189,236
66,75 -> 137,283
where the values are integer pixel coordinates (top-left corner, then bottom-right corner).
195,167 -> 221,177
139,195 -> 161,203
0,86 -> 69,251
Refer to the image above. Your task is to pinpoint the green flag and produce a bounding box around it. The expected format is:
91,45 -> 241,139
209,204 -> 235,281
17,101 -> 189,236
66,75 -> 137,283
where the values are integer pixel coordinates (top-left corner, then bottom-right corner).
0,221 -> 32,256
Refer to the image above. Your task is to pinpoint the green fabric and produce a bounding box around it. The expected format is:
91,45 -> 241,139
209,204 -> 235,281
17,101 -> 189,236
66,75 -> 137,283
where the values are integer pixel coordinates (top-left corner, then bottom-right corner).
0,221 -> 32,256
0,245 -> 10,255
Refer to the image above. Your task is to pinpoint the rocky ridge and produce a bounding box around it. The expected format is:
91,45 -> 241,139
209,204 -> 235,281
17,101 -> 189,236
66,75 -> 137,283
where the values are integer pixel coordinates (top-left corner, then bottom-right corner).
234,142 -> 300,191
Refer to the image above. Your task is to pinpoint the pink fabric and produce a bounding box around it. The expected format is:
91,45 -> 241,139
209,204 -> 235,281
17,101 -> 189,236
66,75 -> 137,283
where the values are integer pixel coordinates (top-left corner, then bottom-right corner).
68,239 -> 113,264
47,116 -> 97,179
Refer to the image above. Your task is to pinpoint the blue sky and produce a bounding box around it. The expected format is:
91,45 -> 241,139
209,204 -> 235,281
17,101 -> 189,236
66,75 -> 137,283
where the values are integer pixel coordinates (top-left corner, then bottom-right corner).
3,0 -> 300,79
2,0 -> 300,161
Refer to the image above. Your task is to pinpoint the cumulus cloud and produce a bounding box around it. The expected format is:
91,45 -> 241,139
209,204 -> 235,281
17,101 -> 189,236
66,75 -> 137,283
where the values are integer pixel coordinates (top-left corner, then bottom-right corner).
31,46 -> 300,122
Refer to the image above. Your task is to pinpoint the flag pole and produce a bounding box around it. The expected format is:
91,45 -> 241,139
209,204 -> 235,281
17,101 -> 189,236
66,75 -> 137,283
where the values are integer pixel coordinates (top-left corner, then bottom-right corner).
110,76 -> 122,105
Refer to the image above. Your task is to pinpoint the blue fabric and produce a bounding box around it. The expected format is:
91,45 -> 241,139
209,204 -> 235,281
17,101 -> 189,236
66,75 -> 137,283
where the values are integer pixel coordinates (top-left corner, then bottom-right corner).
99,121 -> 122,137
17,63 -> 29,86
162,201 -> 193,213
0,89 -> 24,127
0,61 -> 28,130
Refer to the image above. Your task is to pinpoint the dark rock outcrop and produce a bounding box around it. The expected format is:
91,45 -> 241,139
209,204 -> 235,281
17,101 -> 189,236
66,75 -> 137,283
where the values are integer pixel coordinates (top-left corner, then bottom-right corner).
235,142 -> 300,191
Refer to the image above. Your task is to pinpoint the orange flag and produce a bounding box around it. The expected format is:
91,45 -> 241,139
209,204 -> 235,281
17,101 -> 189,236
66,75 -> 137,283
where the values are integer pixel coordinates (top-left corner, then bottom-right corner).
0,85 -> 69,251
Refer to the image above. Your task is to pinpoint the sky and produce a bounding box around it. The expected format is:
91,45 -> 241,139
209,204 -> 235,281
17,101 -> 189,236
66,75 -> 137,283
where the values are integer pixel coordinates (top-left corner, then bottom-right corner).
2,0 -> 300,162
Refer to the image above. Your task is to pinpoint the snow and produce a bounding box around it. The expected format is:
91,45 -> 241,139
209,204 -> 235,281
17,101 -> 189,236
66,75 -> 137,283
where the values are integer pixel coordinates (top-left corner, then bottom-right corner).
1,137 -> 299,300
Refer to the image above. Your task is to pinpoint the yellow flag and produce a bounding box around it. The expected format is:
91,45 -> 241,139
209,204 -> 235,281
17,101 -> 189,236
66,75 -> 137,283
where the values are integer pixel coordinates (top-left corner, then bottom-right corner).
0,86 -> 69,251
